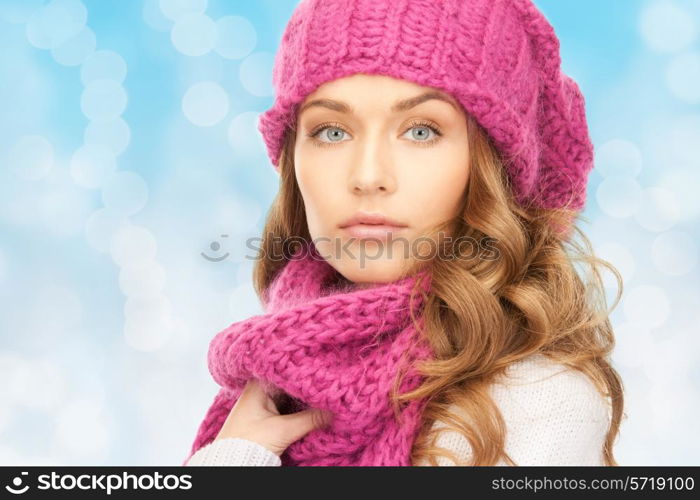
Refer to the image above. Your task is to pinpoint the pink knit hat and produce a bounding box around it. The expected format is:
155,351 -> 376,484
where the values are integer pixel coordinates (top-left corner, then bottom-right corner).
258,0 -> 594,213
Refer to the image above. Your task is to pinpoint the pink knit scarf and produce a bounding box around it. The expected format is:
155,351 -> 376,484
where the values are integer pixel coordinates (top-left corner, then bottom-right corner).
184,242 -> 434,466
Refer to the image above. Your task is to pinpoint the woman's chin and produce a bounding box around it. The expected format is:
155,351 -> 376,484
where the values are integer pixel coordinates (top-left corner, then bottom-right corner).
333,258 -> 411,286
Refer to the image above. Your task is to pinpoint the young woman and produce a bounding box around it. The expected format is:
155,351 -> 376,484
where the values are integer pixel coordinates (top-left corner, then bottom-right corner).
184,0 -> 624,466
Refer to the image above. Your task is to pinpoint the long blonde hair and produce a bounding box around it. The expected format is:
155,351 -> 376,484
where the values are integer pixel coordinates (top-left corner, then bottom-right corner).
252,112 -> 625,466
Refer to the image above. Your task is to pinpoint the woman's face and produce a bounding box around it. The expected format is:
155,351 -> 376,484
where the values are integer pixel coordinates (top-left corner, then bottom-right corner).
294,74 -> 470,285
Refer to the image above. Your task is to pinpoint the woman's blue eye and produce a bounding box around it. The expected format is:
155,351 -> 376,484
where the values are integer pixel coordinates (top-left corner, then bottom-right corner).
319,127 -> 347,143
403,125 -> 437,142
306,125 -> 349,148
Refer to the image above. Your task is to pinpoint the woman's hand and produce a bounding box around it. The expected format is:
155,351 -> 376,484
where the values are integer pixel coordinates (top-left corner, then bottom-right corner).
214,378 -> 333,457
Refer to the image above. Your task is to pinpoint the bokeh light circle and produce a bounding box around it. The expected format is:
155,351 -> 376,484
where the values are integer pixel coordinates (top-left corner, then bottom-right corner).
170,13 -> 216,57
665,51 -> 700,104
634,187 -> 681,231
239,52 -> 274,97
214,15 -> 257,60
69,143 -> 117,189
595,175 -> 643,218
25,0 -> 87,50
227,111 -> 267,158
639,1 -> 697,53
651,230 -> 698,276
101,171 -> 149,216
51,26 -> 96,67
119,262 -> 167,300
81,79 -> 128,122
84,118 -> 131,156
182,81 -> 229,127
110,225 -> 159,268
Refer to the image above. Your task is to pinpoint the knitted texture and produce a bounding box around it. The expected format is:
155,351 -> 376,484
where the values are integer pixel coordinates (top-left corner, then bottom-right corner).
258,0 -> 594,213
185,354 -> 613,466
184,241 -> 434,466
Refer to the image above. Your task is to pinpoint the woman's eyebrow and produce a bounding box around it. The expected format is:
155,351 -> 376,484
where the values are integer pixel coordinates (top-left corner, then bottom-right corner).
298,91 -> 459,116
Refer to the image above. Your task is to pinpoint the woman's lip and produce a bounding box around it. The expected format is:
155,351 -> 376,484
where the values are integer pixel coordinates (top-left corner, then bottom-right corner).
342,224 -> 407,240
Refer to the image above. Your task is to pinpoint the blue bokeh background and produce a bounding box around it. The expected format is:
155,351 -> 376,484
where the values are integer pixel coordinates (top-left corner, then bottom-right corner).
0,0 -> 698,465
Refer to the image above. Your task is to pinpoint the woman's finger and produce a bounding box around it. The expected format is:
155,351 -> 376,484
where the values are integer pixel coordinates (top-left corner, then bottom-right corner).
277,408 -> 332,445
215,380 -> 270,440
236,378 -> 270,410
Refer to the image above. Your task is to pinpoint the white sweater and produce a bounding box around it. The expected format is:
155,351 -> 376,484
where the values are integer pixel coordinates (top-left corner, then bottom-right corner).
185,353 -> 613,466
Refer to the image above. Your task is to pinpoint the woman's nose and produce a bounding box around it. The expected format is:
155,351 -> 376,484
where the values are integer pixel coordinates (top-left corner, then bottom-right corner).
348,137 -> 397,195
